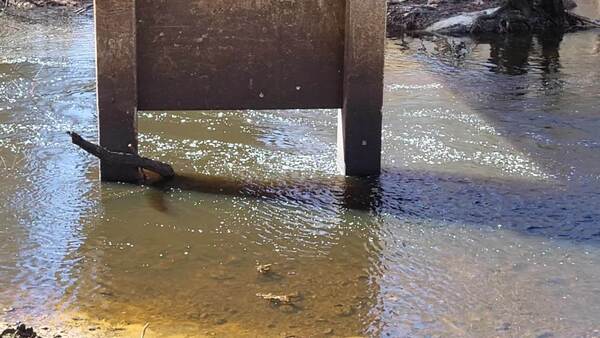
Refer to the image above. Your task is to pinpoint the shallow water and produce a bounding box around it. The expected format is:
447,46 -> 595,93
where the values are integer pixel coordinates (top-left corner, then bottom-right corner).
1,7 -> 600,337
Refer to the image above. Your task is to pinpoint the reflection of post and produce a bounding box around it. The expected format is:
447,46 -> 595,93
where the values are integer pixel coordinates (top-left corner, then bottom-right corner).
488,34 -> 533,75
338,0 -> 386,176
538,32 -> 563,74
95,0 -> 140,182
341,177 -> 382,211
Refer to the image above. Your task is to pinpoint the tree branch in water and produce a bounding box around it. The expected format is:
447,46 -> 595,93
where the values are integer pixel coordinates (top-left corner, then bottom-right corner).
67,131 -> 175,179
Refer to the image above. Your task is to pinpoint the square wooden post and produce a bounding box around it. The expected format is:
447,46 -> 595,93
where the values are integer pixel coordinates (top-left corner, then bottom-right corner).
338,0 -> 386,176
94,0 -> 140,182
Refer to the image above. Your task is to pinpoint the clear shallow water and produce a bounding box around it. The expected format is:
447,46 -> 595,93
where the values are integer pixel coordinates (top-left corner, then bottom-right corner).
1,7 -> 600,337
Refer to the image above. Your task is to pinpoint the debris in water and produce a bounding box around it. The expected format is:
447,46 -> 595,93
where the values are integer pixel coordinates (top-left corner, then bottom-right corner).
214,318 -> 227,325
1,323 -> 39,338
140,322 -> 150,338
256,292 -> 299,305
256,264 -> 272,275
333,304 -> 355,317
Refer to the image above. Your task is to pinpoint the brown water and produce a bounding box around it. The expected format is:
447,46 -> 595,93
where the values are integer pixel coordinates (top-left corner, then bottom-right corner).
1,7 -> 600,338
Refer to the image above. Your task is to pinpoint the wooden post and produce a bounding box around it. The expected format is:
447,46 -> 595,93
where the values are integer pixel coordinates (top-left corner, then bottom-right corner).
94,0 -> 140,182
338,0 -> 386,176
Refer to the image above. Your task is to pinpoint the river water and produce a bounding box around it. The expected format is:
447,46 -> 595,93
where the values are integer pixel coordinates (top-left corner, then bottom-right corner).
0,6 -> 599,338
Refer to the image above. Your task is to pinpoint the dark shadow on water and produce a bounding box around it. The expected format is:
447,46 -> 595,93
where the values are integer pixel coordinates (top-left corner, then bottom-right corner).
143,169 -> 600,244
479,30 -> 564,75
484,33 -> 535,75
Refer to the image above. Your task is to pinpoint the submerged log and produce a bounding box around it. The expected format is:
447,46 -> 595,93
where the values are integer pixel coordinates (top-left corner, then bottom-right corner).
68,132 -> 175,179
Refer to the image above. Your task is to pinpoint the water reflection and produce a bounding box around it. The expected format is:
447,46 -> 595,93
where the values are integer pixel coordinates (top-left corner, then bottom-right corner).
64,175 -> 380,337
485,33 -> 535,75
0,12 -> 98,322
64,166 -> 600,336
145,172 -> 382,214
477,31 -> 566,96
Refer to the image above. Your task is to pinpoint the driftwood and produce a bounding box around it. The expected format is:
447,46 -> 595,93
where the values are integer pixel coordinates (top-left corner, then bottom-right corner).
566,12 -> 600,28
256,264 -> 273,275
255,292 -> 300,305
68,132 -> 175,179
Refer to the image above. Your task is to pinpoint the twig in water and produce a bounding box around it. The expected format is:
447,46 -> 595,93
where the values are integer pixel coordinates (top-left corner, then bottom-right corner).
74,3 -> 92,15
140,322 -> 150,338
12,155 -> 25,169
566,11 -> 600,28
67,131 -> 175,179
30,64 -> 45,96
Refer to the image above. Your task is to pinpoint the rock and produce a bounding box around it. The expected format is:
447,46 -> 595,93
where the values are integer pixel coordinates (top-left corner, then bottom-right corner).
356,274 -> 369,281
334,304 -> 355,317
323,328 -> 334,335
256,264 -> 272,275
279,305 -> 297,314
214,318 -> 227,325
1,324 -> 38,338
496,322 -> 511,331
536,332 -> 555,338
209,272 -> 234,281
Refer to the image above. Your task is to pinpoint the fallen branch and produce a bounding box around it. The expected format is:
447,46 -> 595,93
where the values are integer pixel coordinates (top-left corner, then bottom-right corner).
140,322 -> 150,338
256,292 -> 300,305
74,2 -> 91,14
566,11 -> 600,28
68,132 -> 175,179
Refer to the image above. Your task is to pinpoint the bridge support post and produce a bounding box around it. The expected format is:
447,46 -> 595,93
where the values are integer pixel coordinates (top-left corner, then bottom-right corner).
95,0 -> 140,182
338,0 -> 386,176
